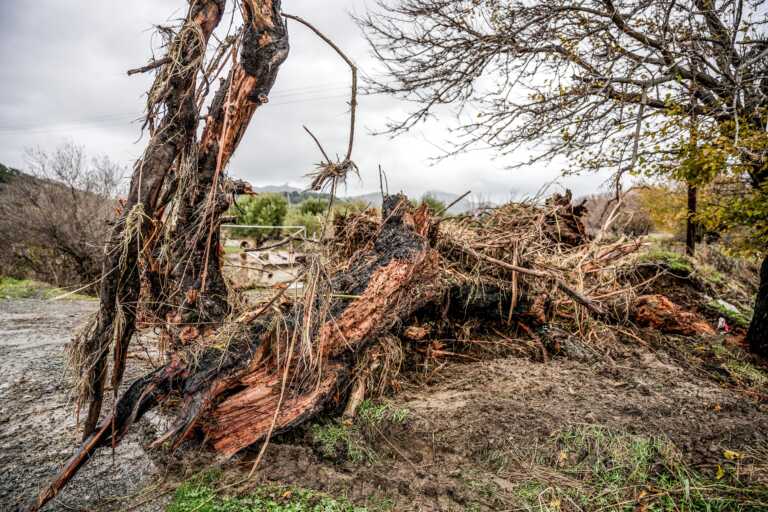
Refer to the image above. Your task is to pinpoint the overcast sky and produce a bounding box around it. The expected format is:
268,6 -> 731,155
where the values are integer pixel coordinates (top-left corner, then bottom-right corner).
0,0 -> 608,202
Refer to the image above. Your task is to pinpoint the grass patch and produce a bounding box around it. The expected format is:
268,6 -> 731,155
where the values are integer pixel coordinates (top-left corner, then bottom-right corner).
705,299 -> 753,329
310,400 -> 409,464
311,422 -> 374,464
501,425 -> 768,511
357,399 -> 409,428
168,475 -> 370,512
725,361 -> 768,388
0,276 -> 92,300
639,249 -> 694,275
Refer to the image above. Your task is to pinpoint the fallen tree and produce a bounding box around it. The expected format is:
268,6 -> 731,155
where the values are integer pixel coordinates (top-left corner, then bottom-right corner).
23,2 -> 739,510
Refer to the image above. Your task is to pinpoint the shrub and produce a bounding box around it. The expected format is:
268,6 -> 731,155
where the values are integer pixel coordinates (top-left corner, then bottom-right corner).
298,197 -> 329,216
285,208 -> 324,238
411,193 -> 446,215
231,193 -> 288,241
0,143 -> 125,290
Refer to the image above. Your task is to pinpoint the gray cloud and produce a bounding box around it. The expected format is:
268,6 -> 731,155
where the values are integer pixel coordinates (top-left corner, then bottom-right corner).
0,0 -> 609,202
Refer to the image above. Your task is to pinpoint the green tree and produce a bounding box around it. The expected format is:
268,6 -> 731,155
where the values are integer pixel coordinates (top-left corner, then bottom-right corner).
298,197 -> 330,216
411,193 -> 446,216
231,193 -> 288,241
286,208 -> 324,238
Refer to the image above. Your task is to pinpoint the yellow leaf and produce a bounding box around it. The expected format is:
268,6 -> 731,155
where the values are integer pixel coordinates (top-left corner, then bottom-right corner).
724,450 -> 742,460
716,465 -> 725,480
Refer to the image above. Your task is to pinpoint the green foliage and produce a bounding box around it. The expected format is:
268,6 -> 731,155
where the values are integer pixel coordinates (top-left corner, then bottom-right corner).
645,115 -> 768,256
285,208 -> 324,238
697,181 -> 768,257
332,199 -> 369,216
168,473 -> 369,512
639,249 -> 694,275
410,193 -> 446,215
298,197 -> 329,216
310,422 -> 374,464
0,162 -> 19,184
724,361 -> 768,388
310,401 -> 409,464
357,400 -> 409,427
231,193 -> 288,240
705,300 -> 752,329
637,186 -> 688,237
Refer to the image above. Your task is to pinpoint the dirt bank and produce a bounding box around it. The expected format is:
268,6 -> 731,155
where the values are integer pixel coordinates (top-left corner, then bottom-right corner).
250,344 -> 768,510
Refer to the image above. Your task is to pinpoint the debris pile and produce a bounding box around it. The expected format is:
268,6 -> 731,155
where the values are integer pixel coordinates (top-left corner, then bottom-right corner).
28,188 -> 727,510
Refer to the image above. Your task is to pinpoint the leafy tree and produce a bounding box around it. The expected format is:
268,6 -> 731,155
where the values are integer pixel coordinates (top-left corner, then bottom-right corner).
285,208 -> 324,238
360,0 -> 768,353
298,197 -> 330,216
231,193 -> 288,241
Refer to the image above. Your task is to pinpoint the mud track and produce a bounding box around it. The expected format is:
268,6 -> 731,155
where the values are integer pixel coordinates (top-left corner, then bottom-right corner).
0,299 -> 164,511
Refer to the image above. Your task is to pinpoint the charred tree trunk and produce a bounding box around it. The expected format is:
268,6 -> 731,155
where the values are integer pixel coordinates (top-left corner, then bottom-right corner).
78,0 -> 227,437
747,254 -> 768,356
27,196 -> 441,511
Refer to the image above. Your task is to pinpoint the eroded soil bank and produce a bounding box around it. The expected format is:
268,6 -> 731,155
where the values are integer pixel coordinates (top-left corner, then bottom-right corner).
2,299 -> 768,511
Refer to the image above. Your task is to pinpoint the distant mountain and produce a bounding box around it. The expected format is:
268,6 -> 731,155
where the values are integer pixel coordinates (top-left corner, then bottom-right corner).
248,183 -> 475,213
251,184 -> 303,194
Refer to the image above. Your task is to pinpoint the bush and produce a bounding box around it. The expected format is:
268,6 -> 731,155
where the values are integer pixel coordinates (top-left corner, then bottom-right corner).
231,193 -> 288,241
285,208 -> 324,238
332,199 -> 369,216
298,197 -> 329,216
411,193 -> 446,215
0,143 -> 124,290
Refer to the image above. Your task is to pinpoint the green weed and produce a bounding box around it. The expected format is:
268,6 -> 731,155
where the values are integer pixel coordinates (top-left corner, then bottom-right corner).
310,400 -> 409,464
168,477 -> 369,512
725,361 -> 768,388
506,425 -> 768,511
639,249 -> 694,275
0,276 -> 92,300
310,422 -> 374,463
705,300 -> 753,329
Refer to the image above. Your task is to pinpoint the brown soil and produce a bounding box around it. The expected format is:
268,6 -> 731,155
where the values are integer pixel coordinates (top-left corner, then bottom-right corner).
2,299 -> 768,511
248,345 -> 768,510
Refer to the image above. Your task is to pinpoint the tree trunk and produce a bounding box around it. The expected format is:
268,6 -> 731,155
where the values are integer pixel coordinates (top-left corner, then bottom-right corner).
78,1 -> 226,437
747,254 -> 768,355
25,196 -> 442,512
686,183 -> 697,257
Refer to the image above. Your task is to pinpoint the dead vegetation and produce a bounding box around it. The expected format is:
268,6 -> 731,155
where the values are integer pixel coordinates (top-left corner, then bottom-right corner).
28,179 -> 754,510
17,2 -> 766,511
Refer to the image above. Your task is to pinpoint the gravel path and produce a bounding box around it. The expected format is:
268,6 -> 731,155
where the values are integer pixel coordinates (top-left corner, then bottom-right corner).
0,299 -> 162,511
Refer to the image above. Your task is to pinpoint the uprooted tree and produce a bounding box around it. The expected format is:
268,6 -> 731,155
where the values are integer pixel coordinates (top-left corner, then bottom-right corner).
23,2 -> 746,511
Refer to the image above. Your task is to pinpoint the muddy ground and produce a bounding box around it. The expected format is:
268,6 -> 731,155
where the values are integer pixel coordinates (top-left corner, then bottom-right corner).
2,298 -> 768,511
0,299 -> 165,512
